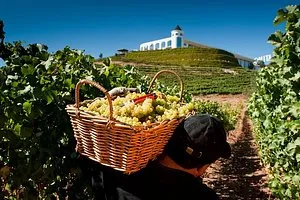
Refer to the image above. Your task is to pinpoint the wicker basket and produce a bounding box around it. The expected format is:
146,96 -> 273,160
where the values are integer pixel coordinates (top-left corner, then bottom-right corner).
66,70 -> 185,174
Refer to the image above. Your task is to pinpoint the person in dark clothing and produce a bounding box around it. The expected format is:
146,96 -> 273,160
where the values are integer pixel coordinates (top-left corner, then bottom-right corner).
92,114 -> 231,200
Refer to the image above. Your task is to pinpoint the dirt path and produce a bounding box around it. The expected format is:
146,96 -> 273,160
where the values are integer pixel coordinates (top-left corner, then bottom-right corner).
194,94 -> 277,200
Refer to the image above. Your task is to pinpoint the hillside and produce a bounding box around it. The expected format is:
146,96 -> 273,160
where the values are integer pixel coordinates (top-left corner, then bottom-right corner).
108,47 -> 256,95
111,47 -> 241,67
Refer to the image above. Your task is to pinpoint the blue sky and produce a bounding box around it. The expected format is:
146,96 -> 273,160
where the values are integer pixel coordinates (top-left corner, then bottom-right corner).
1,0 -> 299,62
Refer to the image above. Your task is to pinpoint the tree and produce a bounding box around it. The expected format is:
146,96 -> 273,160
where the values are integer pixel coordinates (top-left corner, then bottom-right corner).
0,20 -> 4,45
253,60 -> 265,68
0,20 -> 12,60
248,62 -> 255,70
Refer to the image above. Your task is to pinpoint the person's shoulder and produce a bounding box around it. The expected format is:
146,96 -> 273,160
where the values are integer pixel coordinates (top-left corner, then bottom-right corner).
190,181 -> 220,200
116,187 -> 142,200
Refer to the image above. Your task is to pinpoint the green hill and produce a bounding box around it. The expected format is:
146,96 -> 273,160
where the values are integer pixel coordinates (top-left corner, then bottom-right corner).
109,47 -> 256,95
111,47 -> 241,67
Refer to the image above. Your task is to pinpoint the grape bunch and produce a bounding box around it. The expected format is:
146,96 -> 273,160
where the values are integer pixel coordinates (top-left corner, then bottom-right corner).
80,91 -> 195,126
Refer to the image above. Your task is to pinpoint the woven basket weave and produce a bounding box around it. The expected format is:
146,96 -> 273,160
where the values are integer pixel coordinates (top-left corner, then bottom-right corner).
66,70 -> 185,174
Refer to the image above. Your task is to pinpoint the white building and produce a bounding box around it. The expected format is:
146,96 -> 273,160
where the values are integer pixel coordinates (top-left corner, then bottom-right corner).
140,25 -> 185,51
139,25 -> 255,68
254,54 -> 272,64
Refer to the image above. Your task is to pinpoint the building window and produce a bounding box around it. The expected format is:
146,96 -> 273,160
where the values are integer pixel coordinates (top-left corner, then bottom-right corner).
150,44 -> 154,50
144,46 -> 148,50
167,40 -> 172,47
155,43 -> 160,49
175,33 -> 178,36
180,33 -> 183,36
161,42 -> 166,48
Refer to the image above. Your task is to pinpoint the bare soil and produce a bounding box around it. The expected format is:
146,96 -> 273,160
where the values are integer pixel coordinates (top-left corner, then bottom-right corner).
194,94 -> 277,200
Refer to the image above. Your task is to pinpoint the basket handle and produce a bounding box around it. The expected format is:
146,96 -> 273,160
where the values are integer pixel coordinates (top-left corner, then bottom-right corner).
75,79 -> 114,121
147,70 -> 184,102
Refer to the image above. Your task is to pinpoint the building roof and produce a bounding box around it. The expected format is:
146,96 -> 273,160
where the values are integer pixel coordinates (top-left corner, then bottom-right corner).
184,40 -> 213,49
233,53 -> 255,62
173,25 -> 182,31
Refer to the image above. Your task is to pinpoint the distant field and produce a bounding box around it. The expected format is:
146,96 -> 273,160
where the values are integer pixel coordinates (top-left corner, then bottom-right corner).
133,65 -> 256,95
107,47 -> 257,95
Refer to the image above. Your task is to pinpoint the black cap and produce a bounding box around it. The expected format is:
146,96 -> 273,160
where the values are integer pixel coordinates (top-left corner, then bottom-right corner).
165,114 -> 231,169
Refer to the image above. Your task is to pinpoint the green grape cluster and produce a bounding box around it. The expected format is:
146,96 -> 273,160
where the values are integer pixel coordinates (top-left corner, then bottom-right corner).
80,92 -> 195,127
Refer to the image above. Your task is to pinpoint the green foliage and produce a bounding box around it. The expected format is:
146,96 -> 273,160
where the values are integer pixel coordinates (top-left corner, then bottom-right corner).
133,65 -> 256,95
0,43 -> 239,199
193,100 -> 241,131
0,43 -> 148,199
111,47 -> 240,67
96,62 -> 193,103
248,5 -> 300,199
110,47 -> 256,95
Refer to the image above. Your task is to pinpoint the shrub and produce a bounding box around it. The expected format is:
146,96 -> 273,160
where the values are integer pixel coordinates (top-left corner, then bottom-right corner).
0,43 -> 147,199
248,5 -> 300,199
